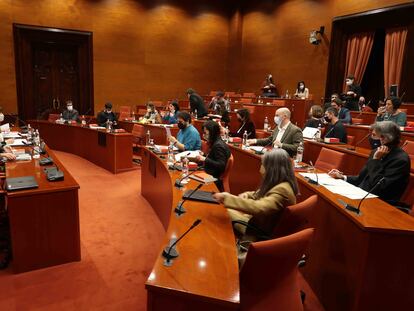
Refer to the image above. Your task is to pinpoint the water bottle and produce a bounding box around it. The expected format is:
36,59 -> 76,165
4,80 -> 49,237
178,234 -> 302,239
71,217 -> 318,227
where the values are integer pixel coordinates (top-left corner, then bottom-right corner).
316,126 -> 322,141
181,156 -> 189,184
167,142 -> 175,165
132,111 -> 136,121
295,142 -> 304,164
224,126 -> 229,143
146,130 -> 151,146
194,109 -> 198,119
106,120 -> 112,133
242,130 -> 248,149
264,116 -> 269,131
81,115 -> 86,126
285,89 -> 290,99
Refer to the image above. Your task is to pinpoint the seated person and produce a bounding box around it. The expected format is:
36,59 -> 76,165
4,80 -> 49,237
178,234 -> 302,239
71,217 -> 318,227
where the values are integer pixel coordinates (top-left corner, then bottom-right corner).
247,108 -> 303,157
213,149 -> 298,243
304,105 -> 324,128
328,121 -> 410,204
161,101 -> 179,124
331,98 -> 352,124
210,99 -> 230,126
97,102 -> 118,127
209,91 -> 230,112
187,88 -> 208,119
294,81 -> 309,99
324,107 -> 347,143
231,108 -> 256,139
261,74 -> 277,97
62,100 -> 80,122
376,96 -> 407,126
140,102 -> 162,124
195,121 -> 231,191
167,111 -> 201,151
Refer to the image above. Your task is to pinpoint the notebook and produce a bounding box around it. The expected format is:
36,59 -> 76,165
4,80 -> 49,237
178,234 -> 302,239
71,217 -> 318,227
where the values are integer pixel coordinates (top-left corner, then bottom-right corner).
182,190 -> 219,204
5,176 -> 39,191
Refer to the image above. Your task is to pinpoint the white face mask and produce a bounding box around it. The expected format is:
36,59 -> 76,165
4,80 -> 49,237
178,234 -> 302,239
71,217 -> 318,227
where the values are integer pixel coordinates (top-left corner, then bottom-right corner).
346,79 -> 353,86
274,116 -> 282,126
299,84 -> 304,90
0,113 -> 4,122
67,106 -> 73,111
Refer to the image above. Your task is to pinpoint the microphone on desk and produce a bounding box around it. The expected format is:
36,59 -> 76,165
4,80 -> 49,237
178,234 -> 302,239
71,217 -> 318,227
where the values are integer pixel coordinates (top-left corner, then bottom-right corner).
257,139 -> 274,154
344,177 -> 385,215
162,219 -> 202,266
175,183 -> 204,216
306,161 -> 318,185
346,132 -> 371,151
6,114 -> 28,132
22,141 -> 54,165
401,141 -> 409,150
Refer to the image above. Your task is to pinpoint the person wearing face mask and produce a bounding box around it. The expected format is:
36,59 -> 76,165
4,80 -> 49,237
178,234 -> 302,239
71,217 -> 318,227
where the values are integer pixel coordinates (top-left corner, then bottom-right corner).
97,102 -> 118,127
330,98 -> 352,124
304,105 -> 324,128
328,121 -> 410,204
247,108 -> 302,157
376,96 -> 407,126
195,121 -> 231,191
213,149 -> 298,249
167,111 -> 201,151
161,101 -> 180,124
294,81 -> 309,99
140,102 -> 162,124
324,107 -> 347,143
62,100 -> 80,122
0,108 -> 16,161
344,74 -> 362,111
209,91 -> 230,112
230,109 -> 256,139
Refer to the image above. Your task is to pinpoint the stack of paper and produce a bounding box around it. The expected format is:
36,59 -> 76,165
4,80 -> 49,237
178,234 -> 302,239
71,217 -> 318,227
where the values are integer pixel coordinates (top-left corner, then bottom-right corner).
299,173 -> 377,200
174,150 -> 200,162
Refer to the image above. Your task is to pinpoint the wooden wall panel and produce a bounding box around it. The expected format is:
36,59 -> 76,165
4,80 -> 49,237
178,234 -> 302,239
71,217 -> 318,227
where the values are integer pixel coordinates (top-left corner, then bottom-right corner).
239,0 -> 412,102
0,0 -> 230,114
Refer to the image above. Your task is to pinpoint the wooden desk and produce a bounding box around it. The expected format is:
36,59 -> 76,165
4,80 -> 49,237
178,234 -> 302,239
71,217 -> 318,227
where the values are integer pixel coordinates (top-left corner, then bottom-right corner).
118,121 -> 179,145
6,147 -> 80,273
29,121 -> 133,174
228,144 -> 414,311
142,149 -> 239,310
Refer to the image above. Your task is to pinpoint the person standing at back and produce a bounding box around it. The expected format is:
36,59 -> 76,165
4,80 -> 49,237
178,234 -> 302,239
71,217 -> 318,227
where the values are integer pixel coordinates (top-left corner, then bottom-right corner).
344,74 -> 362,111
187,88 -> 207,119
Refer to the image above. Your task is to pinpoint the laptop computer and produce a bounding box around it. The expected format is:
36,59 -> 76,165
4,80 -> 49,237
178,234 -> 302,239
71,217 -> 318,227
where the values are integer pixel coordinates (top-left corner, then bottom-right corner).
5,176 -> 39,191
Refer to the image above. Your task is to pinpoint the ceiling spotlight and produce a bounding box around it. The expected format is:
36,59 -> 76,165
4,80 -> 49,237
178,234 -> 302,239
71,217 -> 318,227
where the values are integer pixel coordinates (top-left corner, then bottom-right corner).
309,26 -> 325,45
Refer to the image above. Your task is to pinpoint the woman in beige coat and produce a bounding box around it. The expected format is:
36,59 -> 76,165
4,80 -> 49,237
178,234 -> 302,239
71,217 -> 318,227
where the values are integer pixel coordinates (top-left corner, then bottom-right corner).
213,149 -> 298,243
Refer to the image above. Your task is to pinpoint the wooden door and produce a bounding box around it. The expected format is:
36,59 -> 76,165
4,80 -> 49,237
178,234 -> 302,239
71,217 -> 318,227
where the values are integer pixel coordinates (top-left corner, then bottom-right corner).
32,43 -> 80,118
14,24 -> 93,121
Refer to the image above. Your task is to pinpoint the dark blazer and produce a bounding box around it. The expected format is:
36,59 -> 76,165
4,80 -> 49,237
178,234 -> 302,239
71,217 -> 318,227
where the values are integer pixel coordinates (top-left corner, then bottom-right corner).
97,111 -> 118,127
204,139 -> 231,192
347,147 -> 410,203
338,107 -> 352,124
232,121 -> 256,139
255,122 -> 303,157
304,118 -> 324,129
345,84 -> 362,111
62,109 -> 80,122
325,121 -> 347,143
189,93 -> 207,118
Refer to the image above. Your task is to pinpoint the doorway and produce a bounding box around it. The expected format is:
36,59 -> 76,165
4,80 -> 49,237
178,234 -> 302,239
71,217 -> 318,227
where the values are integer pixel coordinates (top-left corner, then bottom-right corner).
13,24 -> 94,121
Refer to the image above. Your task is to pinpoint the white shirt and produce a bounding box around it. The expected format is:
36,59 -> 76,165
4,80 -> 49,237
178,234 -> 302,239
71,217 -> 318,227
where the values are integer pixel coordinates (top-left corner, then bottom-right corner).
274,121 -> 290,147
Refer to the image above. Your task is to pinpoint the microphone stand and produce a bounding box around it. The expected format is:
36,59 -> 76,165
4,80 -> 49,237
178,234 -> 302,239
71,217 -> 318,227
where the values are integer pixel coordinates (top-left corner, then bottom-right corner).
344,177 -> 385,215
346,132 -> 370,151
162,219 -> 202,266
175,183 -> 203,216
306,161 -> 318,185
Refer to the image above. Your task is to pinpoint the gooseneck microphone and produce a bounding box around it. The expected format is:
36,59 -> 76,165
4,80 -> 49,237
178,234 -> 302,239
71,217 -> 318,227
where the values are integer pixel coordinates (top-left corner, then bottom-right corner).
345,177 -> 385,215
175,183 -> 203,216
174,169 -> 198,188
323,125 -> 335,141
162,219 -> 202,266
346,132 -> 371,151
306,161 -> 318,185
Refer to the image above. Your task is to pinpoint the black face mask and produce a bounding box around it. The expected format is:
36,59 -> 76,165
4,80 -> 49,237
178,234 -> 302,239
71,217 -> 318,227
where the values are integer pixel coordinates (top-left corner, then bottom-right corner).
177,122 -> 186,130
324,116 -> 331,122
369,137 -> 381,150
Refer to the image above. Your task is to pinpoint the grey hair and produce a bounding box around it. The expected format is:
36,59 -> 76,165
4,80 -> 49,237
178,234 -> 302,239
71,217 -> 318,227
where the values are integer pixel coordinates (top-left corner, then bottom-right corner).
277,107 -> 291,119
371,121 -> 401,147
256,149 -> 299,198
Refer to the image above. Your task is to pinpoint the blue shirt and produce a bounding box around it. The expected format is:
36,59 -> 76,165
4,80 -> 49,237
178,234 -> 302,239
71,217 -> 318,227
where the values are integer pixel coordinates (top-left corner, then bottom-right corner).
177,124 -> 201,151
162,111 -> 178,124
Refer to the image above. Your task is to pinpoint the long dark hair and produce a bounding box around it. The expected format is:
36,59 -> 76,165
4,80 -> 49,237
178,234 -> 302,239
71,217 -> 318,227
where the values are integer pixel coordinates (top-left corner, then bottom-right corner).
297,81 -> 306,91
237,108 -> 250,122
170,100 -> 180,112
256,149 -> 299,198
202,120 -> 221,145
